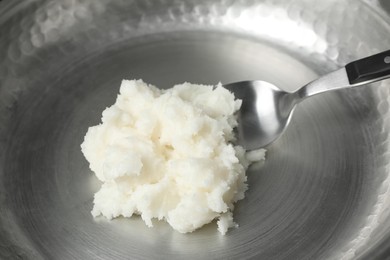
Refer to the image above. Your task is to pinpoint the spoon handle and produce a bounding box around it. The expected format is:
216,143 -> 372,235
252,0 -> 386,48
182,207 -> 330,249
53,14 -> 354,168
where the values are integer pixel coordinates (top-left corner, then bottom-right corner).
298,50 -> 390,99
346,50 -> 390,85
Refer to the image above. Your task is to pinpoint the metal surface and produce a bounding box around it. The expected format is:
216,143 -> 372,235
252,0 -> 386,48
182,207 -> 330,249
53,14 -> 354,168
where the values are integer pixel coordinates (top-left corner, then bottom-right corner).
1,0 -> 390,259
228,66 -> 390,149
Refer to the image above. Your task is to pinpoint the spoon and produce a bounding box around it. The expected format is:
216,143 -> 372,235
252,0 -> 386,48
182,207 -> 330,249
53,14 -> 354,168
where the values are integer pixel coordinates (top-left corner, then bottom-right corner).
224,50 -> 390,150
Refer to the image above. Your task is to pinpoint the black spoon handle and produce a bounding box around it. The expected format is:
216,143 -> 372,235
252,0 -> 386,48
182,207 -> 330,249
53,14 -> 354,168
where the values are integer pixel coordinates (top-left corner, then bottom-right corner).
346,50 -> 390,85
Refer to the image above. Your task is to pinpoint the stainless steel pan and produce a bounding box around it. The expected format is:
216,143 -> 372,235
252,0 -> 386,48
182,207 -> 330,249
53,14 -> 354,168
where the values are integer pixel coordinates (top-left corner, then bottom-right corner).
1,0 -> 390,259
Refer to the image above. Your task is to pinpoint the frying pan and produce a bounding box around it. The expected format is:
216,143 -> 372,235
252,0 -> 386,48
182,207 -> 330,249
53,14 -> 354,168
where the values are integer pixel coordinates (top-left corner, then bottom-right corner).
1,0 -> 390,259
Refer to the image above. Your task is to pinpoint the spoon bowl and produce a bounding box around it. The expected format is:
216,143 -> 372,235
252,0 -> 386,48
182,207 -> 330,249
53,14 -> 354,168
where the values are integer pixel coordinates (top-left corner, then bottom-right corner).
224,81 -> 296,150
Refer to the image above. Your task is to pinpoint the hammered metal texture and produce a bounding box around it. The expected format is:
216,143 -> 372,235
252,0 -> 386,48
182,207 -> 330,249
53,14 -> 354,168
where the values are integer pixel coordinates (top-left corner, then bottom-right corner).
0,0 -> 390,259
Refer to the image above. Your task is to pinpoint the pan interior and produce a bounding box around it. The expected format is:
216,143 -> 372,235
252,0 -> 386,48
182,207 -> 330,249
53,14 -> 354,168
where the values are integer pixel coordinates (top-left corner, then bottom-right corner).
1,0 -> 390,259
